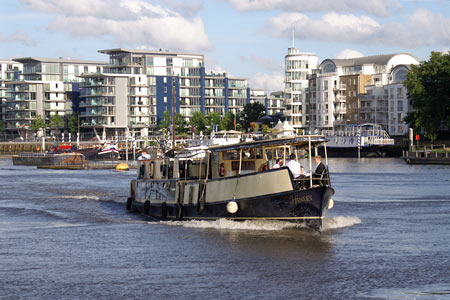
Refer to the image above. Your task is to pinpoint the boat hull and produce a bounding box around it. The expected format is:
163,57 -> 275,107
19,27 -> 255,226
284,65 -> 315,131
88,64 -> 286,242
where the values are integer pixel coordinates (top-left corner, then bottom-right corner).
130,182 -> 334,231
319,145 -> 389,158
12,153 -> 84,166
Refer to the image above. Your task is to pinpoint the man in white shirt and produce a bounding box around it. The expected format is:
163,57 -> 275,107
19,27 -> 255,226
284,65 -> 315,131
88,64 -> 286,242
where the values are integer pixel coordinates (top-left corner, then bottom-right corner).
138,150 -> 151,160
286,153 -> 301,178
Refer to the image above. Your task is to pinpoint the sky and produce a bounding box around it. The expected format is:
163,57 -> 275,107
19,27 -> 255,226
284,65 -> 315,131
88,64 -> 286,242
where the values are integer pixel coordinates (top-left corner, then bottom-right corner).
1,0 -> 449,92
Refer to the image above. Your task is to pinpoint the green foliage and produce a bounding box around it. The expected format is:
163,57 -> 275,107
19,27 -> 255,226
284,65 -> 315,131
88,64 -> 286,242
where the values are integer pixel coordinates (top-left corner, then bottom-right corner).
49,112 -> 65,131
159,110 -> 171,129
189,111 -> 206,134
175,114 -> 189,135
0,120 -> 4,133
262,124 -> 270,134
205,112 -> 221,134
67,113 -> 79,135
239,102 -> 266,131
32,115 -> 46,131
404,51 -> 450,141
220,112 -> 236,131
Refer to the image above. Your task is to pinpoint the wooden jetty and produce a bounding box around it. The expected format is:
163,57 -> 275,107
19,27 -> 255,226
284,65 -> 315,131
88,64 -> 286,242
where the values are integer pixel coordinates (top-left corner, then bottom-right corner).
403,144 -> 450,165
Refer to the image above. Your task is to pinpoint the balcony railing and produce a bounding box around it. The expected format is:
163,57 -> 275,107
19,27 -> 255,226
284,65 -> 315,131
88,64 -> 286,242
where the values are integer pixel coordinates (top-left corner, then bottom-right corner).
333,84 -> 346,91
334,107 -> 347,114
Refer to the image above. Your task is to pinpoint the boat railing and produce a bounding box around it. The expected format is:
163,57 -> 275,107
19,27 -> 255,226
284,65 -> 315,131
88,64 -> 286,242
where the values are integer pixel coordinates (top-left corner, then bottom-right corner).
292,170 -> 330,190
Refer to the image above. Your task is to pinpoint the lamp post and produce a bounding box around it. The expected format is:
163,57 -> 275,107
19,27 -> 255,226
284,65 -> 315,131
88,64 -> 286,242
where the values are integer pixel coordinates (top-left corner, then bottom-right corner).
77,113 -> 80,147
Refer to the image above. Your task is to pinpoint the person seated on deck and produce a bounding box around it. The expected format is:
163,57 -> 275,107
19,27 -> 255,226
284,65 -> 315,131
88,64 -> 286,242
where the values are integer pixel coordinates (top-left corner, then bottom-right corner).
286,153 -> 301,178
272,158 -> 283,169
312,155 -> 327,185
298,166 -> 310,189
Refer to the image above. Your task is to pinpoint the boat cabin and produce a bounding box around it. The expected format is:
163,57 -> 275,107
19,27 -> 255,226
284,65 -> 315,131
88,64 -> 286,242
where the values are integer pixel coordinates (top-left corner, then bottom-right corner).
137,135 -> 330,188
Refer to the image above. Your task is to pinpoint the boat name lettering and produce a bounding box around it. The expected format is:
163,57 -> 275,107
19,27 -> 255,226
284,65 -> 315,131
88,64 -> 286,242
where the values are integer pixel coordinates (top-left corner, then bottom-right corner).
291,195 -> 312,204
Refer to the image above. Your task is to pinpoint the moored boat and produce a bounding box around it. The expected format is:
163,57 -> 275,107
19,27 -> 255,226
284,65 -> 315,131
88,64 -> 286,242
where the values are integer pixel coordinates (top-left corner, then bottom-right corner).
321,123 -> 394,157
126,135 -> 335,231
75,144 -> 120,160
12,152 -> 85,166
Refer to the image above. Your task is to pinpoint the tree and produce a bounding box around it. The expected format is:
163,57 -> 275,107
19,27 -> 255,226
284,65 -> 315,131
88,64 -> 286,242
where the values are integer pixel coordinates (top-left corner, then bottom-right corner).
32,115 -> 46,131
175,114 -> 189,135
159,109 -> 171,129
220,112 -> 236,131
67,113 -> 79,135
189,111 -> 206,134
0,120 -> 4,133
206,112 -> 221,134
240,102 -> 266,131
49,112 -> 65,133
404,51 -> 450,140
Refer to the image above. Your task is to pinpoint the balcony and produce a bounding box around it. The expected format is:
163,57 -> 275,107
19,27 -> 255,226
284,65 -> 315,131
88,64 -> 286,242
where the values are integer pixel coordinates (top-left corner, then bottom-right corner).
334,95 -> 346,102
334,107 -> 347,114
360,107 -> 374,113
333,84 -> 346,91
80,109 -> 114,116
80,100 -> 115,107
376,106 -> 389,112
360,95 -> 375,101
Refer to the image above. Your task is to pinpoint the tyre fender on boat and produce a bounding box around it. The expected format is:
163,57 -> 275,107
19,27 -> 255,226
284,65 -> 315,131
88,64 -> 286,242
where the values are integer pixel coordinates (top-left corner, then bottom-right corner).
176,203 -> 183,220
161,202 -> 168,218
144,200 -> 150,215
126,197 -> 133,211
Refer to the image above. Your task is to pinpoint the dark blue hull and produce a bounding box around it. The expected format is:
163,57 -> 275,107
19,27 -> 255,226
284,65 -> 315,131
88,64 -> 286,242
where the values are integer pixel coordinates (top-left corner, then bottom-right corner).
129,186 -> 334,231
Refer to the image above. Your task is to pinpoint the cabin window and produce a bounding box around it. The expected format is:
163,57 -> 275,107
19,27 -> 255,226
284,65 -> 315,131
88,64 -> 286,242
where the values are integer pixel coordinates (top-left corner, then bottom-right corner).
223,150 -> 240,160
231,161 -> 255,171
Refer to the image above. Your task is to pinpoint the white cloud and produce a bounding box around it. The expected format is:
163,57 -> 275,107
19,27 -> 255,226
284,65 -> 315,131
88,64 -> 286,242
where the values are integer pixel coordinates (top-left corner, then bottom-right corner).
335,49 -> 364,59
19,0 -> 211,52
266,9 -> 450,48
247,55 -> 284,73
249,72 -> 284,92
204,56 -> 231,75
225,0 -> 401,17
0,30 -> 35,46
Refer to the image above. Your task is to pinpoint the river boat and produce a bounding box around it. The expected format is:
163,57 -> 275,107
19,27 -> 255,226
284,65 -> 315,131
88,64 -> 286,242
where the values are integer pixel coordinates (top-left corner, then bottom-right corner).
12,152 -> 85,166
321,123 -> 394,157
126,135 -> 335,231
75,144 -> 120,160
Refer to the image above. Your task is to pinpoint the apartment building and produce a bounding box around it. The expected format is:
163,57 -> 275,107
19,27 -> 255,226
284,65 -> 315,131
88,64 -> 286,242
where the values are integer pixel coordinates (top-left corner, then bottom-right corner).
284,47 -> 319,133
307,53 -> 419,134
361,65 -> 413,135
80,48 -> 251,138
5,57 -> 105,135
0,60 -> 22,125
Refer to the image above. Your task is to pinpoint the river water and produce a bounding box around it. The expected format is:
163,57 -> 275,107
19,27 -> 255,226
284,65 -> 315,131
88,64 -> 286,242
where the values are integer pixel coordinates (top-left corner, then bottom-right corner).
0,157 -> 449,300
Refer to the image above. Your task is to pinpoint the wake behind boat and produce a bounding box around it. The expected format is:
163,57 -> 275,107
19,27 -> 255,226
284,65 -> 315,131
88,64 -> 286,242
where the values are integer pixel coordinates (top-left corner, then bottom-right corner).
126,135 -> 335,231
